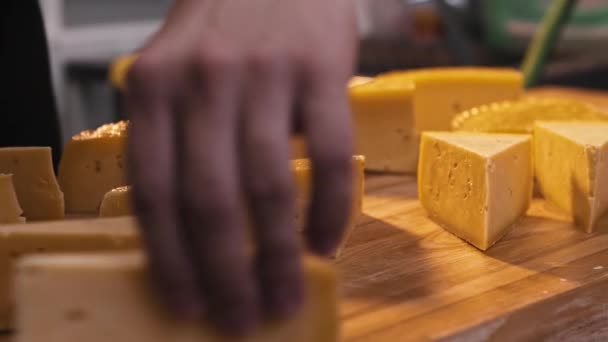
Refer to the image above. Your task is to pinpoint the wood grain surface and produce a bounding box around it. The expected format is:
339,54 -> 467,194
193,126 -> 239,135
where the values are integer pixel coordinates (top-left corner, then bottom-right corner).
338,175 -> 608,341
5,86 -> 608,341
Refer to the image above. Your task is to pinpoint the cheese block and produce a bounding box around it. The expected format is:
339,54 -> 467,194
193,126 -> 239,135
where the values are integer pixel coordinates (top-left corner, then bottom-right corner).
15,252 -> 338,342
452,97 -> 608,134
98,156 -> 365,258
380,67 -> 523,133
99,186 -> 131,217
350,77 -> 418,173
534,122 -> 608,232
418,132 -> 533,250
0,147 -> 64,221
58,121 -> 128,214
0,217 -> 140,329
0,175 -> 25,224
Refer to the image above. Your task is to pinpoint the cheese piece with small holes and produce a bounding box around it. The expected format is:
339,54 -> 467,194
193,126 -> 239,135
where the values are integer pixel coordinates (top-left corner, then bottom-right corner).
0,147 -> 64,221
418,132 -> 532,250
0,217 -> 140,329
15,252 -> 338,342
58,121 -> 128,214
534,121 -> 608,232
380,67 -> 523,133
0,174 -> 25,224
350,76 -> 417,173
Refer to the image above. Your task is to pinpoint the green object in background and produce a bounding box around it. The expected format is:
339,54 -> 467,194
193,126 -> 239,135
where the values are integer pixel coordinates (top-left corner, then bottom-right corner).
521,0 -> 577,88
483,0 -> 608,53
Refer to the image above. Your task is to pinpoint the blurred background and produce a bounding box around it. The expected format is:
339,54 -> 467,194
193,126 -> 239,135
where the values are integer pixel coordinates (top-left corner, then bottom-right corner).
40,0 -> 608,141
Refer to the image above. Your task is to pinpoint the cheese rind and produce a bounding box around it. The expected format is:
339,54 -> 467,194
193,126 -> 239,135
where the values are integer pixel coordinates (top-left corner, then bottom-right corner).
0,147 -> 64,221
0,174 -> 24,224
15,252 -> 338,342
350,78 -> 418,173
452,97 -> 608,134
0,217 -> 140,329
418,132 -> 533,250
534,122 -> 608,232
58,121 -> 128,214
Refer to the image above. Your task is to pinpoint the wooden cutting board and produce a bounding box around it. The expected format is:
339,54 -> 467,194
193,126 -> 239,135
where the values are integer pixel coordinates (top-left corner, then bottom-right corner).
5,86 -> 608,341
339,174 -> 608,341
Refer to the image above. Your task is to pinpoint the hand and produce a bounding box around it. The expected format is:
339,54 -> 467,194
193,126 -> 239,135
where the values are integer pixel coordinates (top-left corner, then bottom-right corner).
124,0 -> 358,336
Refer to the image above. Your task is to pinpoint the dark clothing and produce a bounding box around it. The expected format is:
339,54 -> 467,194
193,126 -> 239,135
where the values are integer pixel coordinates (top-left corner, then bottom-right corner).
0,1 -> 62,167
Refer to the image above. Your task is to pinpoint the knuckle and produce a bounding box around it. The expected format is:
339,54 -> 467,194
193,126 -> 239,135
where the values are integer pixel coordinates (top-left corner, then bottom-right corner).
247,49 -> 287,76
194,45 -> 242,78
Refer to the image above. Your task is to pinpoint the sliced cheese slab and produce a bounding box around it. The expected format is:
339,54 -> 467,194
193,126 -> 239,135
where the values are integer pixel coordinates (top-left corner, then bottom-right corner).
99,156 -> 365,258
0,174 -> 25,224
381,67 -> 523,133
418,132 -> 533,250
0,147 -> 64,221
350,77 -> 417,173
58,121 -> 128,214
0,217 -> 140,329
534,122 -> 608,232
15,252 -> 338,342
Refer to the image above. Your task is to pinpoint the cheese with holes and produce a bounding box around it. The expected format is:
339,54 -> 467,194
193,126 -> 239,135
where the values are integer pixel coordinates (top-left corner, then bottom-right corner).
15,252 -> 338,342
98,156 -> 365,258
58,121 -> 128,214
0,218 -> 139,329
418,132 -> 532,250
0,147 -> 64,221
0,175 -> 24,224
380,67 -> 523,133
534,122 -> 608,232
350,77 -> 417,173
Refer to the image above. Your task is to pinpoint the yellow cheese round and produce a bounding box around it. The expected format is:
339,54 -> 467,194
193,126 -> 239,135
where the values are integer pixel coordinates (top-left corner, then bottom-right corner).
452,97 -> 608,134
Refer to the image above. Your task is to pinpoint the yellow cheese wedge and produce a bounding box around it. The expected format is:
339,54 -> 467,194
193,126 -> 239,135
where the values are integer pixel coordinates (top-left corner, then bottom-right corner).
380,67 -> 524,133
534,122 -> 608,232
350,77 -> 418,173
0,147 -> 64,221
98,156 -> 365,258
58,121 -> 128,214
452,97 -> 608,134
0,174 -> 25,224
15,252 -> 338,342
418,132 -> 533,250
0,218 -> 140,329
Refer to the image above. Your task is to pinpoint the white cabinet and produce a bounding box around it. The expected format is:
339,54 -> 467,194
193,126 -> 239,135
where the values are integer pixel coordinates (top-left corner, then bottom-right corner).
39,0 -> 170,140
